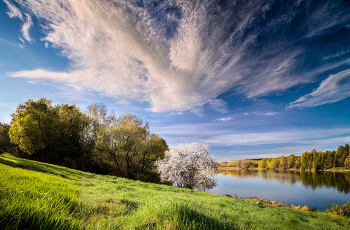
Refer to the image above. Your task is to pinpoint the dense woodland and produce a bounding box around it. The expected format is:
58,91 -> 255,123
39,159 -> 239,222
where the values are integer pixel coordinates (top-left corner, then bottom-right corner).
219,144 -> 350,171
0,98 -> 168,182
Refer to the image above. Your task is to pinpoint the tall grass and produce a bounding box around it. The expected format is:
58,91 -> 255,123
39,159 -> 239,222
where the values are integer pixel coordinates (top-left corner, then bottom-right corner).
1,153 -> 350,229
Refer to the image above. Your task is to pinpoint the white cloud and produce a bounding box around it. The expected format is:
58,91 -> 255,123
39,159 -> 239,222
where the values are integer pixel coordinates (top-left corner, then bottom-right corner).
190,106 -> 204,117
262,112 -> 278,116
323,48 -> 350,61
5,0 -> 350,112
214,117 -> 233,122
4,1 -> 33,43
170,112 -> 183,116
21,13 -> 33,42
208,99 -> 228,113
155,121 -> 350,148
3,0 -> 22,20
288,68 -> 350,108
306,1 -> 350,38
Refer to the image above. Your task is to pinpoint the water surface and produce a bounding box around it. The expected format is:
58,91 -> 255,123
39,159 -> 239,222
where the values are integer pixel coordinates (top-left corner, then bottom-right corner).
207,170 -> 350,211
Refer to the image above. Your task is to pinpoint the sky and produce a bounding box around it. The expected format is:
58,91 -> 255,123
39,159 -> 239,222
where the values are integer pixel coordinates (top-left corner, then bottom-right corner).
1,0 -> 350,162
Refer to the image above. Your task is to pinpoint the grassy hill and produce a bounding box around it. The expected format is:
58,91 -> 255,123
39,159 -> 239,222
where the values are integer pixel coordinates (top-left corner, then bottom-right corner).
1,153 -> 350,229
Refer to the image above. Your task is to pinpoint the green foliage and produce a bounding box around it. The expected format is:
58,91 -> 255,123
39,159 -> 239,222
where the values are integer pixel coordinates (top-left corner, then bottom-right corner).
9,114 -> 45,154
279,155 -> 287,170
1,154 -> 350,230
326,202 -> 350,217
267,158 -> 278,169
258,158 -> 267,168
0,122 -> 12,152
6,99 -> 168,182
221,144 -> 350,172
96,112 -> 168,181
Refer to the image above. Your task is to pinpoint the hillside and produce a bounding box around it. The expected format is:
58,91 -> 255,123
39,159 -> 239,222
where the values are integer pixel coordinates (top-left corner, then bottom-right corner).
1,153 -> 350,229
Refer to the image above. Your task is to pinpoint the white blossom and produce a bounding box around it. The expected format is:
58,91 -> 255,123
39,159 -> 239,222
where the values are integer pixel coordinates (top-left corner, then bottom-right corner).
156,143 -> 217,191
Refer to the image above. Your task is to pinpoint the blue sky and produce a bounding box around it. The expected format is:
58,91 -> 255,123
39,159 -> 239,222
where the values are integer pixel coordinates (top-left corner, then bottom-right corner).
1,0 -> 350,162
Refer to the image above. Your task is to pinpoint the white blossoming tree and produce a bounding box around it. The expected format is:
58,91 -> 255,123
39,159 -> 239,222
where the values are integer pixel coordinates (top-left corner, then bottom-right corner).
156,143 -> 217,191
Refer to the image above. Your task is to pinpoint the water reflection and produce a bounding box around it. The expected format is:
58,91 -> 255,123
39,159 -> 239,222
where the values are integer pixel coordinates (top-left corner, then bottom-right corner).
218,170 -> 350,194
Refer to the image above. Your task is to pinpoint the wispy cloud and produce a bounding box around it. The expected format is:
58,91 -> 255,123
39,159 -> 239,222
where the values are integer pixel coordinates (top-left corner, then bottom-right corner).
214,117 -> 233,122
5,0 -> 350,111
3,0 -> 22,20
208,99 -> 228,113
323,48 -> 350,61
170,112 -> 183,116
261,112 -> 278,116
155,120 -> 350,148
305,1 -> 350,38
0,38 -> 18,48
4,1 -> 33,43
288,68 -> 350,108
21,14 -> 33,42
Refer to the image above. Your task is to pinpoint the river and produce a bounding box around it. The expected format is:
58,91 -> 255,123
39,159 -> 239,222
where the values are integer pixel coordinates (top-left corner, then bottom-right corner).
207,170 -> 350,211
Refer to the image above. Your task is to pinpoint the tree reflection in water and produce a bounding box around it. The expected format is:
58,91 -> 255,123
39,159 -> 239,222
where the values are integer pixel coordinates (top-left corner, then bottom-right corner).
218,170 -> 350,194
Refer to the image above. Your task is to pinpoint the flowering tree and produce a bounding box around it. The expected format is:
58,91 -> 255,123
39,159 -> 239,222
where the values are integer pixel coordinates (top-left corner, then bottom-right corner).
156,143 -> 217,191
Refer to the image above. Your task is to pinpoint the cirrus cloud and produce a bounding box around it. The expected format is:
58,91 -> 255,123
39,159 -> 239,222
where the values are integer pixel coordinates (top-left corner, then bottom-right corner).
5,0 -> 350,112
288,68 -> 350,108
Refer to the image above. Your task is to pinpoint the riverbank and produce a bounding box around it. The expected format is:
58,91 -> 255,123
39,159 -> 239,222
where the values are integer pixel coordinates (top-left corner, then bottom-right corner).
218,166 -> 350,172
1,153 -> 350,229
218,167 -> 301,171
323,166 -> 350,172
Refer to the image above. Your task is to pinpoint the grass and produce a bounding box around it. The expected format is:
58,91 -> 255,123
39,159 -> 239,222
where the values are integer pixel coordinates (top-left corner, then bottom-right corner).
326,166 -> 350,171
1,153 -> 350,229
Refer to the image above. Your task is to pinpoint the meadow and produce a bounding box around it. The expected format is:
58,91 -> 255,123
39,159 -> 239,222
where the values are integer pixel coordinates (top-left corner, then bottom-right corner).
1,153 -> 350,229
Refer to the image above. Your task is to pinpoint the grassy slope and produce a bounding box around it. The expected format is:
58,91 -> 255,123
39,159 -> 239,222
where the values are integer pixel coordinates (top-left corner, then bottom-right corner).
1,154 -> 350,230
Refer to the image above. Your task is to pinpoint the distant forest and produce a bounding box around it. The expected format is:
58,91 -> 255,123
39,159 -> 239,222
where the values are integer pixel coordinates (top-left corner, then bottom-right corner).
219,144 -> 350,171
0,98 -> 168,182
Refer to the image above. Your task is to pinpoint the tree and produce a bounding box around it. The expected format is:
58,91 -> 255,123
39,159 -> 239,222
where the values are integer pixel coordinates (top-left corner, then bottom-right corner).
258,158 -> 267,168
287,154 -> 296,169
9,98 -> 55,159
279,155 -> 287,170
268,158 -> 278,169
156,143 -> 217,191
9,114 -> 45,155
301,151 -> 312,170
345,155 -> 350,167
0,122 -> 12,153
95,112 -> 168,181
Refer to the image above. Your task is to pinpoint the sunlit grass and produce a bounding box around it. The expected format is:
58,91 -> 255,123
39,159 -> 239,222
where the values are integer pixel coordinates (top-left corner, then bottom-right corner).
327,166 -> 350,171
1,153 -> 350,229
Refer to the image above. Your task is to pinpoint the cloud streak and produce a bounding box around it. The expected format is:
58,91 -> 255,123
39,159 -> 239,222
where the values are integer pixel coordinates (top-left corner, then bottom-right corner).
4,1 -> 33,43
21,13 -> 33,42
5,0 -> 350,111
154,121 -> 350,148
288,68 -> 350,108
3,0 -> 22,20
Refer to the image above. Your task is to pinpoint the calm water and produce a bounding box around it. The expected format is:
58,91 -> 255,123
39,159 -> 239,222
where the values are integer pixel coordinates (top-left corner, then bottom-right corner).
207,170 -> 350,211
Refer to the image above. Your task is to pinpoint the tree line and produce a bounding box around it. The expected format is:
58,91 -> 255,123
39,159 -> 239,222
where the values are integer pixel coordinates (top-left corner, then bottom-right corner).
219,144 -> 350,171
0,98 -> 168,182
219,170 -> 350,194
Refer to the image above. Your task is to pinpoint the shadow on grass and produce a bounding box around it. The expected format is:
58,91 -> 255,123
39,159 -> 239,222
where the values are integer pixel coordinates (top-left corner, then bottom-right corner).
0,154 -> 85,180
140,202 -> 238,230
0,206 -> 81,230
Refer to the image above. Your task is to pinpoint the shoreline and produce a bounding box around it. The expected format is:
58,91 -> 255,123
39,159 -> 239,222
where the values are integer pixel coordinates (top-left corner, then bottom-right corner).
218,167 -> 350,172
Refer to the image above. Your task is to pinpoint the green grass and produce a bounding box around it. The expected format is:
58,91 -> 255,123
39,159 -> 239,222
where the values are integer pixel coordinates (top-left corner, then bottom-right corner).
326,166 -> 350,171
1,153 -> 350,229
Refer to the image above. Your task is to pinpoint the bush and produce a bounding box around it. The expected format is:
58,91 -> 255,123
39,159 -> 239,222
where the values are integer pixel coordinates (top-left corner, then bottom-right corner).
326,202 -> 350,217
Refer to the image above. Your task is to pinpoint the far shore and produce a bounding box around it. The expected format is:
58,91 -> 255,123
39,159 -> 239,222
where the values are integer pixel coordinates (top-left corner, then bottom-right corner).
218,167 -> 350,172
